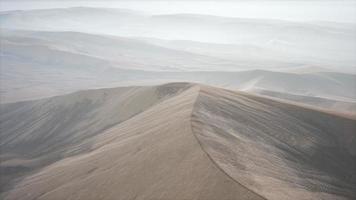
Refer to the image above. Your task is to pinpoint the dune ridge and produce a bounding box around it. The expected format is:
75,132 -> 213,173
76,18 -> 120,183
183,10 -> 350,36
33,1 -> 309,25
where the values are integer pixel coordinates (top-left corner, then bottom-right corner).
1,83 -> 355,200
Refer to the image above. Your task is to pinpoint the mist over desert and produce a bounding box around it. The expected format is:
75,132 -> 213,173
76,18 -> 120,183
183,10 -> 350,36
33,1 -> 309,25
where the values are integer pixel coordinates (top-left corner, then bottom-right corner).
0,0 -> 355,200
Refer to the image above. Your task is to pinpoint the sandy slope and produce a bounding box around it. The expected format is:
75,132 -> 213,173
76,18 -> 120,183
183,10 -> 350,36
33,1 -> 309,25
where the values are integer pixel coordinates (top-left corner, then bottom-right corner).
3,83 -> 264,200
0,83 -> 191,193
2,83 -> 356,200
192,85 -> 356,200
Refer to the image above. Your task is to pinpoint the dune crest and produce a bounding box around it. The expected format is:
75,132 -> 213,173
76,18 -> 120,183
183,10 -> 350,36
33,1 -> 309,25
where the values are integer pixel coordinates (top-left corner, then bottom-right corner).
2,83 -> 355,200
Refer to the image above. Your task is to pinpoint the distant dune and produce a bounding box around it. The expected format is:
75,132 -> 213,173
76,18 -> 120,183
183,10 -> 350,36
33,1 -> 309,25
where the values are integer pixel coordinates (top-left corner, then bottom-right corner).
1,7 -> 355,72
251,88 -> 356,115
1,83 -> 355,200
1,30 -> 355,104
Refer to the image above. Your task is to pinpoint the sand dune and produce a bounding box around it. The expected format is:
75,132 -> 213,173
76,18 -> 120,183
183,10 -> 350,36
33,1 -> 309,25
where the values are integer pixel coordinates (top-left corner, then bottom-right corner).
1,83 -> 355,200
1,29 -> 238,71
1,30 -> 355,104
1,3 -> 355,200
192,85 -> 356,200
0,83 -> 191,194
1,7 -> 355,72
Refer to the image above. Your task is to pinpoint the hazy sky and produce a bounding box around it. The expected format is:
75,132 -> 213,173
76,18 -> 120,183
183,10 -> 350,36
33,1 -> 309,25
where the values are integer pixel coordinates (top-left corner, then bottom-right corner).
1,0 -> 356,23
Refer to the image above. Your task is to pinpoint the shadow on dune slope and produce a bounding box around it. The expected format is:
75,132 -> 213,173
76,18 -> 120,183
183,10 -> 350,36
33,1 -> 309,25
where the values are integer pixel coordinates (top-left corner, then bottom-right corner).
0,83 -> 192,194
192,85 -> 356,200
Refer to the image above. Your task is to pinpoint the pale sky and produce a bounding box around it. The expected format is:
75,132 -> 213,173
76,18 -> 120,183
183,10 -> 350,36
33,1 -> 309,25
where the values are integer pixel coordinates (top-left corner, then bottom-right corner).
1,0 -> 356,23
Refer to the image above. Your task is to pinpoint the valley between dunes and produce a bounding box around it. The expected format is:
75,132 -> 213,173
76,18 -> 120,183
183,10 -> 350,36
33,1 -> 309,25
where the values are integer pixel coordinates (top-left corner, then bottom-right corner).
1,83 -> 355,200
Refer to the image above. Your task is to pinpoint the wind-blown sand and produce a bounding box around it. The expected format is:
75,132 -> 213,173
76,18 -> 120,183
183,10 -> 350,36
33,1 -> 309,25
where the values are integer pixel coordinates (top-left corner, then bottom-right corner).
1,83 -> 355,200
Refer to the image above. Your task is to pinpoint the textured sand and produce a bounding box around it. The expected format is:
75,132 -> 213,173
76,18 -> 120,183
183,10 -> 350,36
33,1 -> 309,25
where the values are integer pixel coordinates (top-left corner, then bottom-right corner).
0,83 -> 191,193
1,83 -> 355,200
192,85 -> 356,200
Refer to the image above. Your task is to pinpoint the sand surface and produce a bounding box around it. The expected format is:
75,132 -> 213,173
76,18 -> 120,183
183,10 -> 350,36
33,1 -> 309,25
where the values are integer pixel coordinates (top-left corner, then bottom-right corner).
1,83 -> 355,200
